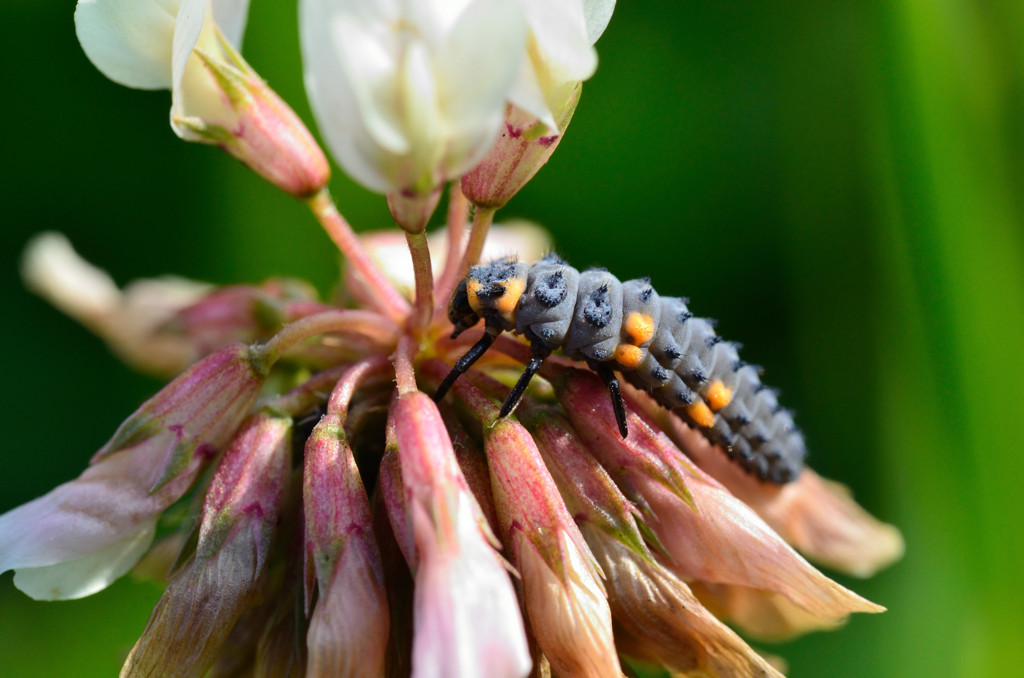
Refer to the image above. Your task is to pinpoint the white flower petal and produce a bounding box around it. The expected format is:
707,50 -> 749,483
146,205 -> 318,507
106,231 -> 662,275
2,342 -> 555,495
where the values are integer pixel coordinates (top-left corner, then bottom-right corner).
435,0 -> 526,138
301,0 -> 527,194
75,0 -> 178,89
210,0 -> 249,46
412,496 -> 531,678
582,0 -> 616,44
11,521 -> 156,601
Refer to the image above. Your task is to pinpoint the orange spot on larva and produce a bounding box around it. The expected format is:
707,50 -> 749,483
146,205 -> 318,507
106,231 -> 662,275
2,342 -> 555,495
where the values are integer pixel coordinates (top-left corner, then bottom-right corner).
614,344 -> 644,368
705,380 -> 733,411
495,277 -> 526,319
625,312 -> 656,345
686,401 -> 715,428
466,279 -> 485,314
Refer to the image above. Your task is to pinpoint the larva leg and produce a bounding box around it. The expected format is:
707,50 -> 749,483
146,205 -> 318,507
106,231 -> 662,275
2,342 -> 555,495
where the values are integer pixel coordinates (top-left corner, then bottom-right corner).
593,363 -> 628,439
434,320 -> 502,403
498,341 -> 552,419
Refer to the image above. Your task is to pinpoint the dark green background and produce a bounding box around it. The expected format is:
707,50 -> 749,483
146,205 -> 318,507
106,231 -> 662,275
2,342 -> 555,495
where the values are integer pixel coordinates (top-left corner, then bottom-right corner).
3,1 -> 1023,676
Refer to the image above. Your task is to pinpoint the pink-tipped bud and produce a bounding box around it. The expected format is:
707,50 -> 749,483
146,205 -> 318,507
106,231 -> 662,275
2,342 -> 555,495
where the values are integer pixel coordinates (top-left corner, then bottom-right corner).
121,410 -> 291,678
303,412 -> 389,678
485,418 -> 620,678
520,404 -> 649,559
390,392 -> 531,678
558,369 -> 694,510
461,93 -> 580,210
184,32 -> 329,198
197,411 -> 292,568
94,342 -> 268,490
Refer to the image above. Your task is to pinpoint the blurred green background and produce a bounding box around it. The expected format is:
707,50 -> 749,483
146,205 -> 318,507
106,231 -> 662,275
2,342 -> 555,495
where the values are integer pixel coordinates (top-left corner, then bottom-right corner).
2,1 -> 1023,676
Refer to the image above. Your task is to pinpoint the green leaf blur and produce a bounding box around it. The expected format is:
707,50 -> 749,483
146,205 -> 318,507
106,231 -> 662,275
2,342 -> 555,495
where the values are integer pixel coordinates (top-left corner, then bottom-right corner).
1,1 -> 1021,676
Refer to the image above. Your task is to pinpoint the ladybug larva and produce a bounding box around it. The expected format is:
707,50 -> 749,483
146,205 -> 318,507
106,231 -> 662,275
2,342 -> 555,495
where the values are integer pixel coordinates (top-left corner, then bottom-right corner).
434,254 -> 806,484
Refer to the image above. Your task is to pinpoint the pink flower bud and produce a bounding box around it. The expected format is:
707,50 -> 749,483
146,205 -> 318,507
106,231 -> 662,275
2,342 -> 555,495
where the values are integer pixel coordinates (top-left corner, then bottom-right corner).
461,94 -> 580,210
197,411 -> 292,568
186,32 -> 330,198
485,418 -> 620,678
95,342 -> 267,490
303,412 -> 389,678
390,392 -> 531,678
121,409 -> 292,677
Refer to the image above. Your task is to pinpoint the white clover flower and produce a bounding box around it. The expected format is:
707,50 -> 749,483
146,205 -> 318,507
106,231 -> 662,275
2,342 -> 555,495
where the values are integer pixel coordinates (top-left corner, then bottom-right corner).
300,0 -> 529,196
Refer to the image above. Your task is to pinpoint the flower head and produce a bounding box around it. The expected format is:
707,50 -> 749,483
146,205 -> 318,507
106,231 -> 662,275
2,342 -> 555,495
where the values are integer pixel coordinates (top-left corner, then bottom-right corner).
9,2 -> 902,674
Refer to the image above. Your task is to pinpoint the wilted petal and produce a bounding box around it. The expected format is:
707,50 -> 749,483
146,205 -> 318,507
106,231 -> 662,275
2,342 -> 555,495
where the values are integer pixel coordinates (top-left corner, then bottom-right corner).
561,368 -> 882,626
21,233 -> 211,376
637,454 -> 883,628
758,470 -> 904,577
0,437 -> 206,600
390,392 -> 531,678
630,386 -> 904,577
690,581 -> 848,641
122,409 -> 290,678
121,532 -> 263,678
486,418 -> 619,678
586,527 -> 782,678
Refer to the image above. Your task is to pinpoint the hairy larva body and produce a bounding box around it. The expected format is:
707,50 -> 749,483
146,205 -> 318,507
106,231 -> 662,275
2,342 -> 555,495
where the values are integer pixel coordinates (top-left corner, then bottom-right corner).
437,254 -> 806,484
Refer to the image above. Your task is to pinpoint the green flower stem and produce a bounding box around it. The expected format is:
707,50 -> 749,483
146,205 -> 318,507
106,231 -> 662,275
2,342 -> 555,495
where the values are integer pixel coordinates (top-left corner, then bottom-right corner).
405,228 -> 435,332
258,309 -> 400,369
307,188 -> 410,323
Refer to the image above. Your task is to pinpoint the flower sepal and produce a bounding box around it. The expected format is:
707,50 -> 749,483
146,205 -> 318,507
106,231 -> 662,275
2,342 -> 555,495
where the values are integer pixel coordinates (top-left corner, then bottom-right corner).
461,89 -> 581,209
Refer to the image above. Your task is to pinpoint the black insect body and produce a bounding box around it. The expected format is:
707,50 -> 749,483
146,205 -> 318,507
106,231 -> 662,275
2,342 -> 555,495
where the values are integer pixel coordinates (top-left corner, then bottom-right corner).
435,254 -> 806,484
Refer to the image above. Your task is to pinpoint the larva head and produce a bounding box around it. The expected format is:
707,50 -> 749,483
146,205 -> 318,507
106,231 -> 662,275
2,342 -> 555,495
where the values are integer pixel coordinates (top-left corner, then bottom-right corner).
447,278 -> 481,338
462,257 -> 529,330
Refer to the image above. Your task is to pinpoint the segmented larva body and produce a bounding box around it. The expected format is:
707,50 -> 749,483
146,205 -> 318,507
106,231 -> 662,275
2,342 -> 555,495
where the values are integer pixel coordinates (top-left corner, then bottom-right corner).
441,254 -> 806,484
